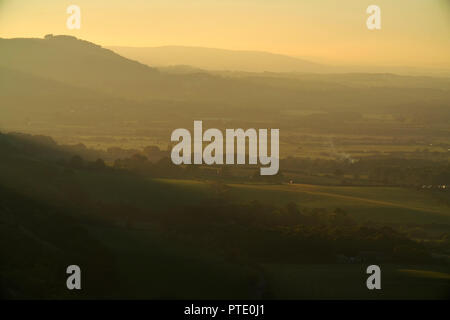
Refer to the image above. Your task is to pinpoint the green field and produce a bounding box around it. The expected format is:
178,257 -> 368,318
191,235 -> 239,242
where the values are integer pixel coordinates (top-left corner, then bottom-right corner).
263,264 -> 450,299
157,179 -> 450,225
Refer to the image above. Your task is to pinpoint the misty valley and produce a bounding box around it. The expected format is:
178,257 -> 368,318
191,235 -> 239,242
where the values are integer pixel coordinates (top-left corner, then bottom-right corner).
0,35 -> 449,300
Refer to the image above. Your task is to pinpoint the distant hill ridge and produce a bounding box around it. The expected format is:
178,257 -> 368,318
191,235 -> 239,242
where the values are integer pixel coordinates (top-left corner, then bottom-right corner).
108,45 -> 327,73
1,35 -> 282,102
1,34 -> 449,131
0,34 -> 164,100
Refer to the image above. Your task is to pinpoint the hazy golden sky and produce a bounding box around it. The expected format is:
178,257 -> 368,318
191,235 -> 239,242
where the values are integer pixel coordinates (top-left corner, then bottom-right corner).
1,0 -> 449,68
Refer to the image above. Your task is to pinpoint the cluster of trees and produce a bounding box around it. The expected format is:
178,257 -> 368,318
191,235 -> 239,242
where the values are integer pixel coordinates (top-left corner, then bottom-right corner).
108,152 -> 450,189
6,132 -> 447,188
111,153 -> 284,182
281,157 -> 450,187
62,155 -> 107,171
156,201 -> 433,265
113,154 -> 183,177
